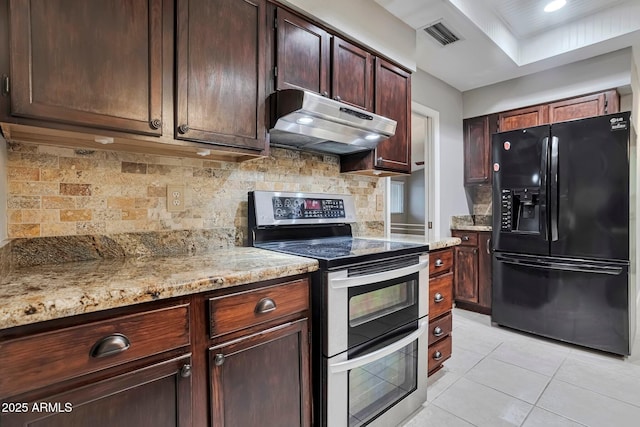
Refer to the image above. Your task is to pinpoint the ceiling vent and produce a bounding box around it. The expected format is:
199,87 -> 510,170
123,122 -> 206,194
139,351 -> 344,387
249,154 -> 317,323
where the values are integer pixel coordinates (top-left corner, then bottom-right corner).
423,21 -> 460,46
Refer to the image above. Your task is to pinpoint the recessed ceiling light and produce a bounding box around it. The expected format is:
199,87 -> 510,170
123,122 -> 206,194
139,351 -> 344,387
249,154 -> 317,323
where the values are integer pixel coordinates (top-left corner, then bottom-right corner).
364,134 -> 381,141
544,0 -> 566,13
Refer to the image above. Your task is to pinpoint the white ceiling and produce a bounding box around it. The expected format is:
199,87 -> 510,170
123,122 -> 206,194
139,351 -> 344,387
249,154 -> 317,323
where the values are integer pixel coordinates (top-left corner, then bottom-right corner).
375,0 -> 640,91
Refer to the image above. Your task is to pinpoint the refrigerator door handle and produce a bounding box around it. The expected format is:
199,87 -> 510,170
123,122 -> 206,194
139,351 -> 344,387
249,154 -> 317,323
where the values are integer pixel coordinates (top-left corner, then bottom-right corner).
539,137 -> 549,240
550,136 -> 559,242
494,254 -> 624,276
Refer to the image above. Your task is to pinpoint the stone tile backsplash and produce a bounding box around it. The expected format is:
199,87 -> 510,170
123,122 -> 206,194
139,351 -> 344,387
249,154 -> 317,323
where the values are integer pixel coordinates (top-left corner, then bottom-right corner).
470,186 -> 492,215
5,142 -> 385,241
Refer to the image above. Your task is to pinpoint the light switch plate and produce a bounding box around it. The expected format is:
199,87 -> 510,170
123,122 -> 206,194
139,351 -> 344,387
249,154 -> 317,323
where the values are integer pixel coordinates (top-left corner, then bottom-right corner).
167,184 -> 185,212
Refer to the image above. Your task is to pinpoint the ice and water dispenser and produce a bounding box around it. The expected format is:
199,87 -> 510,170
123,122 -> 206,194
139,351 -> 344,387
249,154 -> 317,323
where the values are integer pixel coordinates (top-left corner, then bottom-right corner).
500,188 -> 541,232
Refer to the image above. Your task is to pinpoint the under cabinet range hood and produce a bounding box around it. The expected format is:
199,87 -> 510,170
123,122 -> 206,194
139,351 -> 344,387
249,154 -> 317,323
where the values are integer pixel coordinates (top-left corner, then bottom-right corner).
268,89 -> 396,155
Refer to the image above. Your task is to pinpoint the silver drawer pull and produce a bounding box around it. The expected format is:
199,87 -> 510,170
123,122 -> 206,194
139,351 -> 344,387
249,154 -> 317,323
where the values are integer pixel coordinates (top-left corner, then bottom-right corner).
435,259 -> 443,267
462,236 -> 470,241
434,293 -> 444,303
433,326 -> 444,337
90,333 -> 130,358
255,297 -> 277,314
433,351 -> 443,361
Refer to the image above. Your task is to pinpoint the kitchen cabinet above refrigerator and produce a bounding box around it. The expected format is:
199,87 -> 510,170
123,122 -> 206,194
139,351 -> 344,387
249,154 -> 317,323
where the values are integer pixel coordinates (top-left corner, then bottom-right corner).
463,89 -> 620,186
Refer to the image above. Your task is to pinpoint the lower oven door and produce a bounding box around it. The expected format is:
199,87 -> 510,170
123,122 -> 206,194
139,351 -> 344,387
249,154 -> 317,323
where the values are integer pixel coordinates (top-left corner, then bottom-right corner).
325,319 -> 429,427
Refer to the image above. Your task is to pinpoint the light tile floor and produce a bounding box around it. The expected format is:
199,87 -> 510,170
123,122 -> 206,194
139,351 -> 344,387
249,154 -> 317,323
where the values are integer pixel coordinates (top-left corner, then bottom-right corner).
402,308 -> 640,427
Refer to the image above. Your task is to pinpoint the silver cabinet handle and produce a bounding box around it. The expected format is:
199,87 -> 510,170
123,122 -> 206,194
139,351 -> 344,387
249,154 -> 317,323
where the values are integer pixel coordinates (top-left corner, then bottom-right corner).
433,350 -> 443,361
462,235 -> 470,241
434,293 -> 444,303
255,297 -> 277,314
180,364 -> 192,378
486,237 -> 491,254
329,320 -> 429,373
90,333 -> 130,358
433,326 -> 443,337
435,259 -> 443,267
214,353 -> 225,366
331,260 -> 428,289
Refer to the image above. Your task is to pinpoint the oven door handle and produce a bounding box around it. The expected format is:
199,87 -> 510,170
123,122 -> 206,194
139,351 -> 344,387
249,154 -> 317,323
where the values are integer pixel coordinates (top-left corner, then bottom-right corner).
330,260 -> 428,289
328,320 -> 429,373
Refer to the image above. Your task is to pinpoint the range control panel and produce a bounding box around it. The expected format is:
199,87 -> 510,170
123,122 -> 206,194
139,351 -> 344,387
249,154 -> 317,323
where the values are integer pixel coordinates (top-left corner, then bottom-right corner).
251,191 -> 357,226
500,189 -> 513,231
272,197 -> 345,219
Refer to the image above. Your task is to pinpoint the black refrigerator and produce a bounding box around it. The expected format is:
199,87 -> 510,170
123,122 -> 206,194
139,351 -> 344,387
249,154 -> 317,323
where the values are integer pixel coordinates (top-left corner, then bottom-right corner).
492,112 -> 632,355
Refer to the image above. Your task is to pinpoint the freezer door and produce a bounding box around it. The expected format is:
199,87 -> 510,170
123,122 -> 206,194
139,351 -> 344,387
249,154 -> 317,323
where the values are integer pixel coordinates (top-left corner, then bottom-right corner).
492,252 -> 629,355
492,126 -> 549,255
550,113 -> 630,261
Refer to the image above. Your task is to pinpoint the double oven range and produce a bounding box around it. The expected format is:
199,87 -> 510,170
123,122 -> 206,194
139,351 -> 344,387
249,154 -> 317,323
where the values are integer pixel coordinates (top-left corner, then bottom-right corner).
249,191 -> 429,427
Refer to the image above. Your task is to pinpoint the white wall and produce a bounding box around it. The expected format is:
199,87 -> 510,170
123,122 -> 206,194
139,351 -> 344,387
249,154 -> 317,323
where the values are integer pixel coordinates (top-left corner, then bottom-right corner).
463,49 -> 633,118
412,69 -> 467,238
0,135 -> 7,245
280,0 -> 416,71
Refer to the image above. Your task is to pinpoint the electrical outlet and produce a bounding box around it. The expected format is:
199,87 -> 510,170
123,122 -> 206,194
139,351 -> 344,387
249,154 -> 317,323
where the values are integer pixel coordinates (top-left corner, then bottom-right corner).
167,184 -> 185,212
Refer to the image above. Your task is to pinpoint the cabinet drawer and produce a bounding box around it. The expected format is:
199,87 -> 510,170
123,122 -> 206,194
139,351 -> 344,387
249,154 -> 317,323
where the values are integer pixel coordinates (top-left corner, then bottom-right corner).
0,303 -> 190,399
429,248 -> 453,276
209,279 -> 309,338
429,272 -> 453,319
428,312 -> 452,346
428,335 -> 452,373
451,230 -> 478,246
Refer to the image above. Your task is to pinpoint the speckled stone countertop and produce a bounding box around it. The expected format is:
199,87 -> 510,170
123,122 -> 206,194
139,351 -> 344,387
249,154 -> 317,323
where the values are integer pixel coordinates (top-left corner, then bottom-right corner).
0,247 -> 318,330
381,235 -> 462,250
450,215 -> 492,232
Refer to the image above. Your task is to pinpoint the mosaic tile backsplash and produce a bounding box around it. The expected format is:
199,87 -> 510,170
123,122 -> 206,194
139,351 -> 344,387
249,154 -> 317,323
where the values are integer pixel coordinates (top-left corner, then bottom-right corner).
5,142 -> 384,241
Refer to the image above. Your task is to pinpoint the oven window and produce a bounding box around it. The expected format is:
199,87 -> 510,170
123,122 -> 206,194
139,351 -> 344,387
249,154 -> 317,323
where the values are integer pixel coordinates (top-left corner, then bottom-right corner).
348,341 -> 417,427
349,281 -> 415,327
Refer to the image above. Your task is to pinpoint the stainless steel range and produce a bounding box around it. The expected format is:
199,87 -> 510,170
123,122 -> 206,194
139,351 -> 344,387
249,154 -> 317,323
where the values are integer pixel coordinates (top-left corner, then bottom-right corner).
249,191 -> 429,427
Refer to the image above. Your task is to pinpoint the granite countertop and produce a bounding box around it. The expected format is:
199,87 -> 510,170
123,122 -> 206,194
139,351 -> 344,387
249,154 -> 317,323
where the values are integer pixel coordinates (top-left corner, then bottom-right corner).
381,235 -> 462,250
450,215 -> 492,232
0,247 -> 318,330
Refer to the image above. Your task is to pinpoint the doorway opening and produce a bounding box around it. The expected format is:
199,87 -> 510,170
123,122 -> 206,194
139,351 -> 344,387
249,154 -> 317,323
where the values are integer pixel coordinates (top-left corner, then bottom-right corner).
385,102 -> 439,241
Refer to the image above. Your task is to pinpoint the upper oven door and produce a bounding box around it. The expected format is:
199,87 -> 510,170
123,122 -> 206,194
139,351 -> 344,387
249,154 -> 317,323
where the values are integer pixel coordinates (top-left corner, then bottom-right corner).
325,254 -> 428,357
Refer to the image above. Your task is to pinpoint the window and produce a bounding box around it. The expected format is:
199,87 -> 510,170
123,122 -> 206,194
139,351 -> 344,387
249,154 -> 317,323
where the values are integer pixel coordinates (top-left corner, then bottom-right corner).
390,180 -> 404,214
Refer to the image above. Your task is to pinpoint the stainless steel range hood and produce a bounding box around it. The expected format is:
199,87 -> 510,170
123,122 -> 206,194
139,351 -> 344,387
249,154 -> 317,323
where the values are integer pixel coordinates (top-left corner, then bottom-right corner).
268,89 -> 396,155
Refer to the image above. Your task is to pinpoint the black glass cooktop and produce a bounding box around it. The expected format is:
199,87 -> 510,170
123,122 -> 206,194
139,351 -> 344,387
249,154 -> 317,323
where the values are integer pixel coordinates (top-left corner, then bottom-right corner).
254,236 -> 429,269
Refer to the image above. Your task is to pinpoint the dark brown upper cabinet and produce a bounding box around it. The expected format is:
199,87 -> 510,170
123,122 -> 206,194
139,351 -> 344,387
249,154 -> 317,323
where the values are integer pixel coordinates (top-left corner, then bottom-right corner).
371,57 -> 411,173
274,9 -> 373,113
331,36 -> 373,111
547,89 -> 619,123
274,8 -> 330,95
1,0 -> 269,158
7,0 -> 163,136
498,105 -> 548,132
463,114 -> 497,186
175,0 -> 267,151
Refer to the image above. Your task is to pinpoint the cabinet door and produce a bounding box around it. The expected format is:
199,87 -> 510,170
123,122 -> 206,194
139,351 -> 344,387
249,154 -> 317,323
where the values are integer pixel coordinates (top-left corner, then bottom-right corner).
275,8 -> 330,95
548,90 -> 619,123
374,58 -> 411,173
463,116 -> 491,185
331,36 -> 373,111
478,232 -> 492,310
8,0 -> 163,135
0,356 -> 192,427
498,105 -> 548,131
454,246 -> 479,304
176,0 -> 267,150
210,319 -> 310,427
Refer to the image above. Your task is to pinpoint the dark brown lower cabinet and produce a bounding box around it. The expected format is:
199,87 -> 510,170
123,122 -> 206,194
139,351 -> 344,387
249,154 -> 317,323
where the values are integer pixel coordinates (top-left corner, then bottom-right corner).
209,319 -> 310,427
451,230 -> 492,314
0,355 -> 192,427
